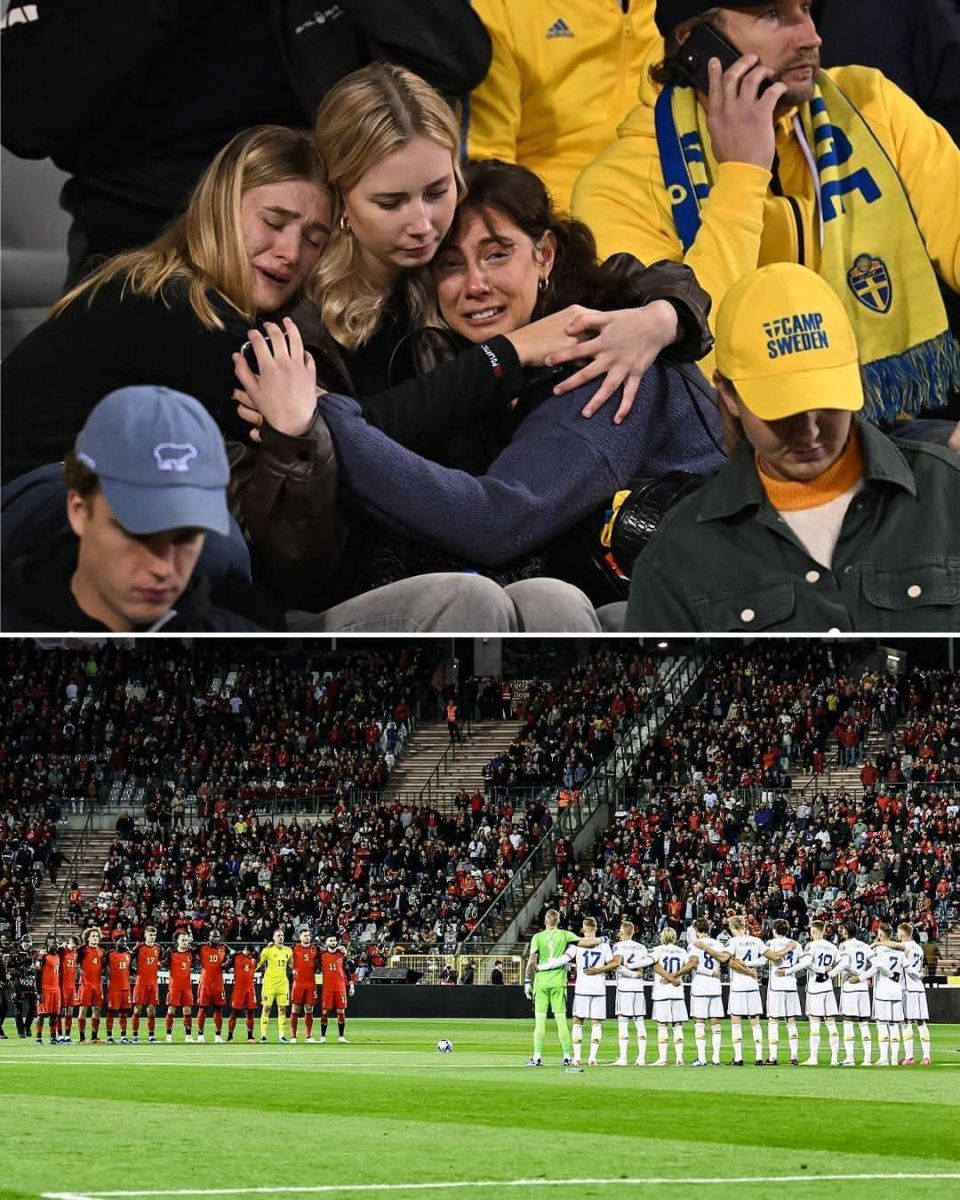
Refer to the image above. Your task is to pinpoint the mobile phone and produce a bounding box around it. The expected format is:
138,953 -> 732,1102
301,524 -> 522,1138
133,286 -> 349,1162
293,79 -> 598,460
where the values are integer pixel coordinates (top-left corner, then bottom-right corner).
240,330 -> 292,374
675,23 -> 770,95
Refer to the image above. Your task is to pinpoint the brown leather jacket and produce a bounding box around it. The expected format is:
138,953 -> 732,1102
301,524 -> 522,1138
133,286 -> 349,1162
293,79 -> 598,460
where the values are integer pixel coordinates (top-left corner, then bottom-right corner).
235,255 -> 713,610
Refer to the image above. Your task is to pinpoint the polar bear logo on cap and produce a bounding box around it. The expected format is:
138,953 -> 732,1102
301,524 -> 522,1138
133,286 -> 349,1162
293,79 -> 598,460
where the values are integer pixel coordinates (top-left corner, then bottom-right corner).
153,442 -> 198,472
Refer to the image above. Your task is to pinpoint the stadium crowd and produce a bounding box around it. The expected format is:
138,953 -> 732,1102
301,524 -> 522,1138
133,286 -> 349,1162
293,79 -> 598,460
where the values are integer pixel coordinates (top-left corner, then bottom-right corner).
483,648 -> 665,793
538,648 -> 959,953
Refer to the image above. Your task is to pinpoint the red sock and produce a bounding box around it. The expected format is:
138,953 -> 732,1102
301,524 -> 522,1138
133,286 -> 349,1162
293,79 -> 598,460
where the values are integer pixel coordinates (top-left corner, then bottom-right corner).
197,1013 -> 206,1034
106,1017 -> 114,1037
132,1015 -> 140,1035
65,1015 -> 73,1036
165,1015 -> 174,1034
148,1016 -> 155,1036
53,1016 -> 60,1038
246,1016 -> 254,1035
120,1016 -> 127,1036
290,1015 -> 298,1038
214,1012 -> 222,1035
305,1015 -> 314,1037
184,1016 -> 192,1034
79,1018 -> 86,1038
92,1017 -> 100,1038
228,1015 -> 237,1035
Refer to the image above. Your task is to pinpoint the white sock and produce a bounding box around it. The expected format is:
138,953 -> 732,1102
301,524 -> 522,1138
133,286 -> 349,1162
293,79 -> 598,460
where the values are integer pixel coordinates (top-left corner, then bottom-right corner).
919,1024 -> 931,1060
877,1022 -> 889,1064
751,1022 -> 763,1060
672,1024 -> 684,1064
860,1021 -> 873,1063
731,1022 -> 743,1062
827,1021 -> 839,1064
635,1018 -> 647,1064
843,1021 -> 856,1062
657,1025 -> 668,1062
711,1024 -> 722,1064
809,1019 -> 821,1061
768,1020 -> 779,1061
618,1016 -> 629,1062
572,1023 -> 583,1064
589,1022 -> 602,1063
889,1023 -> 901,1064
787,1023 -> 799,1060
695,1021 -> 706,1061
903,1025 -> 914,1060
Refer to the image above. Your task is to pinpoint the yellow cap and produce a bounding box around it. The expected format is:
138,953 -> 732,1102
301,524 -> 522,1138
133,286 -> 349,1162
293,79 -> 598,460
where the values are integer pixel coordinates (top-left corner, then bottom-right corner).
715,264 -> 864,421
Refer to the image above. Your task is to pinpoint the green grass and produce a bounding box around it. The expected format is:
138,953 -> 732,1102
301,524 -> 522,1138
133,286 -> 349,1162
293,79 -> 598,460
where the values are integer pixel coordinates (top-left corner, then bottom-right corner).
1,1020 -> 958,1200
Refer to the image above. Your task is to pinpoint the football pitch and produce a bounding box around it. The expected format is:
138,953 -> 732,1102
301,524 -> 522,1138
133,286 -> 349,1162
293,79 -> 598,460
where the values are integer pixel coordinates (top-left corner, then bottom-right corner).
2,1019 -> 958,1200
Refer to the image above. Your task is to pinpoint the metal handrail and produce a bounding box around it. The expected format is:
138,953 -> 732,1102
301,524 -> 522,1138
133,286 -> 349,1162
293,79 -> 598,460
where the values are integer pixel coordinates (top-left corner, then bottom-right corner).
49,806 -> 95,935
462,649 -> 714,949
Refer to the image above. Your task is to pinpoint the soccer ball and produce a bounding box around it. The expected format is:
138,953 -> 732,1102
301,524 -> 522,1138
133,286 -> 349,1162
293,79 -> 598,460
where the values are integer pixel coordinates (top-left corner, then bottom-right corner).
436,1038 -> 453,1053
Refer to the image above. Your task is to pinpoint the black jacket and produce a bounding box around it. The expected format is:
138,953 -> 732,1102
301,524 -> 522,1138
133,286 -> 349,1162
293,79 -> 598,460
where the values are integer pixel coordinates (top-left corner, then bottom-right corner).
816,0 -> 960,144
1,1 -> 491,267
2,532 -> 268,633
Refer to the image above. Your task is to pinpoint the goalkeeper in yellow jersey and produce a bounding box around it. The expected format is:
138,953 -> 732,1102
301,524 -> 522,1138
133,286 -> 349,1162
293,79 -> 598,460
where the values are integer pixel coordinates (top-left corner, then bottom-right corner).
257,929 -> 293,1043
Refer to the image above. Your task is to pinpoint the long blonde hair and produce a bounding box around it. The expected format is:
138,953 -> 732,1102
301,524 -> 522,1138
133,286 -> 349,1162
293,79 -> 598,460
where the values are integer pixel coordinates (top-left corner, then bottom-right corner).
52,126 -> 329,331
312,64 -> 465,350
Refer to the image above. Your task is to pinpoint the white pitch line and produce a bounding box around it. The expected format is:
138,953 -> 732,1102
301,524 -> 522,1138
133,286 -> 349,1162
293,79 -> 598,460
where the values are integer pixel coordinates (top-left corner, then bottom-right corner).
39,1172 -> 960,1199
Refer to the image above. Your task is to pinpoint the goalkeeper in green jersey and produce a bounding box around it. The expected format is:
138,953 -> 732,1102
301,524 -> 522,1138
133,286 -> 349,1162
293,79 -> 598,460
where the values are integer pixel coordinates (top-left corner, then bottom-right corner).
525,909 -> 599,1067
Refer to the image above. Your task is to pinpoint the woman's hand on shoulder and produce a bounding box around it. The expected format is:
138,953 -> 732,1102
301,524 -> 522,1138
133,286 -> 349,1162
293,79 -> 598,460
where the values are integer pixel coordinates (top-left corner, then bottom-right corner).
546,300 -> 681,424
232,317 -> 320,441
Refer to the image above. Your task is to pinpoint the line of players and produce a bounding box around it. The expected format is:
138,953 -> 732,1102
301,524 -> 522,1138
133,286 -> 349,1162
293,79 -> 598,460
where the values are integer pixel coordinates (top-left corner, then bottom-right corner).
537,914 -> 931,1069
23,926 -> 354,1045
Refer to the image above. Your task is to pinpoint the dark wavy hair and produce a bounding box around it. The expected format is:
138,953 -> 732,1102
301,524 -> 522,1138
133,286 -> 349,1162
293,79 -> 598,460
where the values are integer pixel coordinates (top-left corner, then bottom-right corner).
439,159 -> 618,319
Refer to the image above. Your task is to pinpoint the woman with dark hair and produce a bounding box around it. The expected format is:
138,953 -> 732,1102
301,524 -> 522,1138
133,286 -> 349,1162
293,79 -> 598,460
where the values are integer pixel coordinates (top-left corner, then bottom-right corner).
234,158 -> 725,605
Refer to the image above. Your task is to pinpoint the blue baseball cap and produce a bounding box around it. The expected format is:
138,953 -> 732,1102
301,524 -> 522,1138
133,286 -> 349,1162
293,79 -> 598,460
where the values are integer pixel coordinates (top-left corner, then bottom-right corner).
73,386 -> 231,537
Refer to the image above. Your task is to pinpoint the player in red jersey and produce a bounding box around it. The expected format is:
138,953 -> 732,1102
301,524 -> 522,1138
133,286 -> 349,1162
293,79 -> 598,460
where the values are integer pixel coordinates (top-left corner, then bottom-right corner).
35,935 -> 62,1046
196,930 -> 229,1043
131,927 -> 161,1043
290,930 -> 319,1043
105,936 -> 133,1043
76,928 -> 105,1043
165,932 -> 195,1043
319,936 -> 354,1044
227,944 -> 258,1043
58,936 -> 79,1043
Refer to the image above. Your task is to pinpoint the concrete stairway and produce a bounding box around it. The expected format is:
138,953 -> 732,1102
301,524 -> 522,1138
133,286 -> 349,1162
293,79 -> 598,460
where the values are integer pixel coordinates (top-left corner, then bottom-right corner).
382,720 -> 519,808
30,827 -> 117,936
791,724 -> 894,799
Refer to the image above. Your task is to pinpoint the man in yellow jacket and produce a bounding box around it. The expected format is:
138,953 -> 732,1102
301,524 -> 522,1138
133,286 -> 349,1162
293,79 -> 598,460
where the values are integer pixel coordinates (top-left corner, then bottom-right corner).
573,0 -> 960,423
467,1 -> 661,211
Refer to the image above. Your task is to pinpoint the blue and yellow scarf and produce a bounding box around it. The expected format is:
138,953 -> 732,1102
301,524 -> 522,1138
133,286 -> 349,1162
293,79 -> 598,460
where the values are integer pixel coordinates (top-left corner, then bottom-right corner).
655,73 -> 960,423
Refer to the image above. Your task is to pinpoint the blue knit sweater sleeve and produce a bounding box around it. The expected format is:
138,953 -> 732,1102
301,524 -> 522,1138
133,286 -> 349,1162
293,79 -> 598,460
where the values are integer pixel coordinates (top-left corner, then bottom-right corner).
319,362 -> 725,568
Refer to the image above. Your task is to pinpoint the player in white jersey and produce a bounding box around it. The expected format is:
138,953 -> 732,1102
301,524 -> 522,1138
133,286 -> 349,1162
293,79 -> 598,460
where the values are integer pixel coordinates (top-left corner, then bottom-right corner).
724,915 -> 766,1066
650,929 -> 688,1066
895,923 -> 931,1065
539,917 -> 612,1066
778,920 -> 842,1065
854,923 -> 906,1066
836,923 -> 875,1066
762,919 -> 802,1065
684,917 -> 729,1066
584,919 -> 653,1066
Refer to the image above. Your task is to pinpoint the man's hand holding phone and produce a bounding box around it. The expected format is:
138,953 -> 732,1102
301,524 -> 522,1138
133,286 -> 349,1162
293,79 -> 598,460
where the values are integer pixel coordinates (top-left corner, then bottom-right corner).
233,317 -> 323,441
705,52 -> 787,171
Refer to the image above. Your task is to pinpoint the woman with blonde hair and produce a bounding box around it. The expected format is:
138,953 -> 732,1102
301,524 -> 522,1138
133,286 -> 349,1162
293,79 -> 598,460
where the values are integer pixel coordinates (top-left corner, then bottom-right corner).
306,63 -> 701,428
3,124 -> 332,483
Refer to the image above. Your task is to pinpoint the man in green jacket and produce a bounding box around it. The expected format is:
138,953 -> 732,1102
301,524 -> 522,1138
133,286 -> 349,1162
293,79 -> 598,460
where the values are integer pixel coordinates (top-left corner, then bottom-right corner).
626,262 -> 960,632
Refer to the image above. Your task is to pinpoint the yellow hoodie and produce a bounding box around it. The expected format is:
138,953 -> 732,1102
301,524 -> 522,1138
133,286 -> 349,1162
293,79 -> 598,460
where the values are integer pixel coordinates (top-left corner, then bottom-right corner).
467,0 -> 661,211
572,61 -> 960,378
